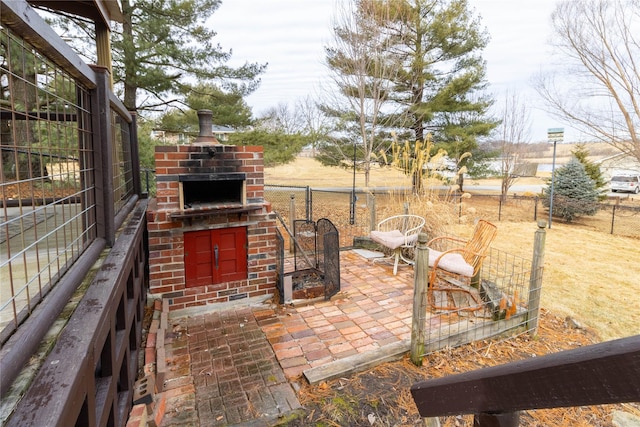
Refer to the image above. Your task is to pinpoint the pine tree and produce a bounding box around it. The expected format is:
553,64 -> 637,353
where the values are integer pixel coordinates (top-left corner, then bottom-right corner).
321,0 -> 497,192
572,143 -> 607,200
542,158 -> 599,222
115,0 -> 266,111
384,0 -> 496,141
45,0 -> 266,113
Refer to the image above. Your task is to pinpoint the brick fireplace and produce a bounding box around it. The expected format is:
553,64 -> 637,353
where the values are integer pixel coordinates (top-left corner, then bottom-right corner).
146,130 -> 277,311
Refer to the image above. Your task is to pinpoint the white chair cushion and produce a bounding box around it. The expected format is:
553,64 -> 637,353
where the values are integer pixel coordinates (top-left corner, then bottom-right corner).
370,229 -> 417,250
427,248 -> 474,277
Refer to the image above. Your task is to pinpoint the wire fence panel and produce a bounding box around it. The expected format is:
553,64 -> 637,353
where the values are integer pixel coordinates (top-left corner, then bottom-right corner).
0,25 -> 98,335
456,194 -> 640,239
454,194 -> 541,223
310,189 -> 372,248
592,203 -> 640,238
265,184 -> 310,221
265,186 -> 640,251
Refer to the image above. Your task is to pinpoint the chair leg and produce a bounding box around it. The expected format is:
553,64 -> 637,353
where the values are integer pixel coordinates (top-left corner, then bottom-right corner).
399,250 -> 415,265
373,247 -> 409,275
393,249 -> 400,275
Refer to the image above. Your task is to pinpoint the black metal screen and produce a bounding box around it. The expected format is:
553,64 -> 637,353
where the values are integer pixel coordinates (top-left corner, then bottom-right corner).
275,228 -> 285,301
293,220 -> 317,271
275,218 -> 340,303
317,218 -> 340,300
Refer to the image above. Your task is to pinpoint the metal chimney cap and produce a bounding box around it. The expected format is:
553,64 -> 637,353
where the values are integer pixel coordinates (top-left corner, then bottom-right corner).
194,109 -> 218,145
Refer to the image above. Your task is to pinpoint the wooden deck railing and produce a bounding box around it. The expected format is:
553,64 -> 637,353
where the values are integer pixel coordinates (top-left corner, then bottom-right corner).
411,334 -> 640,426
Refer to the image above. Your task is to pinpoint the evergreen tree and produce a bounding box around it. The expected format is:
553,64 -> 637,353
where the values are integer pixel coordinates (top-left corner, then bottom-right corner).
228,130 -> 308,167
542,158 -> 599,222
115,0 -> 266,111
159,83 -> 253,134
319,0 -> 497,192
44,0 -> 266,113
572,143 -> 607,200
383,0 -> 497,147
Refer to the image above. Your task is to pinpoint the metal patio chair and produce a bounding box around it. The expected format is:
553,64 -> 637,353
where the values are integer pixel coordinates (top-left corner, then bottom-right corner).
427,219 -> 497,312
370,214 -> 425,275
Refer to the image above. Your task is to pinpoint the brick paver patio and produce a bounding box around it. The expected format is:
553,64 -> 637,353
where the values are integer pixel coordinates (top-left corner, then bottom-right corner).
159,250 -> 416,426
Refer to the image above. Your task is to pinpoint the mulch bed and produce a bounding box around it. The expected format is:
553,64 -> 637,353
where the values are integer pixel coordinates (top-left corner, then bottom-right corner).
1,182 -> 73,200
284,308 -> 639,426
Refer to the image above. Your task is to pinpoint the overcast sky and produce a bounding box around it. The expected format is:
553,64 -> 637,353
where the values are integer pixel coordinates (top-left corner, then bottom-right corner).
209,0 -> 573,142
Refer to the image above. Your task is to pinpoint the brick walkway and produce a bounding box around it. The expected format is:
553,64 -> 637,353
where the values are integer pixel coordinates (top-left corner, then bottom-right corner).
159,250 -> 415,426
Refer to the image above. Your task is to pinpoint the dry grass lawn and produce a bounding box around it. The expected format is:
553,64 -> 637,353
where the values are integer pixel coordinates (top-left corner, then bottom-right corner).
452,221 -> 639,342
266,156 -> 640,341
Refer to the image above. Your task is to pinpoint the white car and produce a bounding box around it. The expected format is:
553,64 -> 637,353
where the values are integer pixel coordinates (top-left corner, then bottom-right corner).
610,174 -> 640,194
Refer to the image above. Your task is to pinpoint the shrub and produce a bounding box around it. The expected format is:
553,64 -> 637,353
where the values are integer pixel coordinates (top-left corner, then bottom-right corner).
542,158 -> 599,222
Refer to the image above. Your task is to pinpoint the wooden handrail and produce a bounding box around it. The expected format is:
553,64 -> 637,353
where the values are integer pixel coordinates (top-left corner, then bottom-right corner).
411,335 -> 640,425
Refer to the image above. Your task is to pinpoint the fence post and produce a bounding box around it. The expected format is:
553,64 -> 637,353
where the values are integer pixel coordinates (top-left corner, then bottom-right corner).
527,220 -> 547,336
304,185 -> 313,221
289,194 -> 296,252
368,192 -> 376,233
411,233 -> 429,366
610,204 -> 616,234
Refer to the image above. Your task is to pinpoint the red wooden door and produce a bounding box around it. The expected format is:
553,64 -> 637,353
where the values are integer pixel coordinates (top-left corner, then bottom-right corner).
215,227 -> 247,283
184,227 -> 247,288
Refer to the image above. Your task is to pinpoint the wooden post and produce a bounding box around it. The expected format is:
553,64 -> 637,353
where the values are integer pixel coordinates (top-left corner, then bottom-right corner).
289,194 -> 296,252
368,192 -> 376,233
411,233 -> 429,366
527,220 -> 546,336
610,204 -> 616,234
411,336 -> 640,422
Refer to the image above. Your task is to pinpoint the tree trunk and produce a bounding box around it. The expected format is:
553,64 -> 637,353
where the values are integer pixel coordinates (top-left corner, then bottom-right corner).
121,0 -> 137,111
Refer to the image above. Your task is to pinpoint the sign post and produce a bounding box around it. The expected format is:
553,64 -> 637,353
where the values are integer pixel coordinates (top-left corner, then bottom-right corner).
547,128 -> 564,229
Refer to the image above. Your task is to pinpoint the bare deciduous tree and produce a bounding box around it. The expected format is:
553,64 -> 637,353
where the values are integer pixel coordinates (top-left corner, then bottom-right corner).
495,90 -> 532,203
295,96 -> 332,156
257,102 -> 305,134
322,0 -> 403,187
535,0 -> 640,162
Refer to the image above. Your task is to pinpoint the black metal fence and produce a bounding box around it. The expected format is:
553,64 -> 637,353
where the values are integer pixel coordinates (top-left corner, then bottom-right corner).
451,193 -> 640,239
265,185 -> 640,244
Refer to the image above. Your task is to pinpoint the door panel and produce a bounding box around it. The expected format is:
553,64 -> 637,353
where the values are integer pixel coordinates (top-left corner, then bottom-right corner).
215,228 -> 247,283
184,230 -> 214,287
184,227 -> 247,288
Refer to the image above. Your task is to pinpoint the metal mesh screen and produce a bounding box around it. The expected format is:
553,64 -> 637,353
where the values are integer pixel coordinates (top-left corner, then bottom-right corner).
112,111 -> 133,214
0,24 -> 96,334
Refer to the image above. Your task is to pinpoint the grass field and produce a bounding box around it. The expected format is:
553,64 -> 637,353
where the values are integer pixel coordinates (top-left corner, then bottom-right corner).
266,156 -> 640,341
